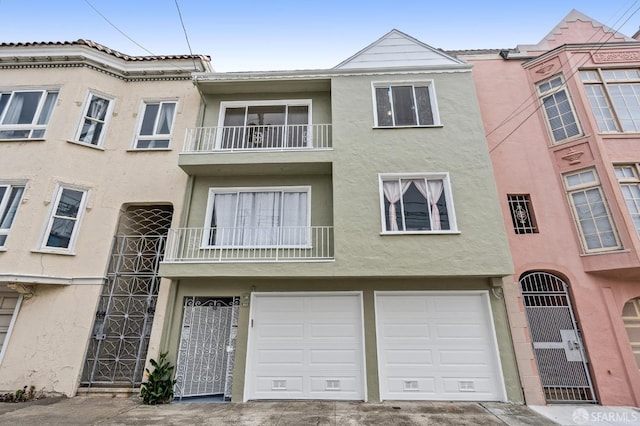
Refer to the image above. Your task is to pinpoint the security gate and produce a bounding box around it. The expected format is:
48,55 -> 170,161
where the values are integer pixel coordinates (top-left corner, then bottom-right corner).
174,296 -> 239,400
80,206 -> 172,387
520,271 -> 596,403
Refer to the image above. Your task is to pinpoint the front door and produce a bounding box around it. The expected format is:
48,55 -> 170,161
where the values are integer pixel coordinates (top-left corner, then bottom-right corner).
520,271 -> 596,402
174,296 -> 240,400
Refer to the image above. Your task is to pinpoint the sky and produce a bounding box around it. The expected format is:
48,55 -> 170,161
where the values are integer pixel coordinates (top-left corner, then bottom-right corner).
1,1 -> 640,72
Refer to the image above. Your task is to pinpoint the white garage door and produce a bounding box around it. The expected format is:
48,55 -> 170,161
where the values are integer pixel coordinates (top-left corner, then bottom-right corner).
245,293 -> 364,400
376,291 -> 505,401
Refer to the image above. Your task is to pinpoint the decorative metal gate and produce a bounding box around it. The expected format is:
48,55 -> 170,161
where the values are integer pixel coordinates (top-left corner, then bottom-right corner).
174,296 -> 239,400
80,206 -> 173,387
520,271 -> 597,403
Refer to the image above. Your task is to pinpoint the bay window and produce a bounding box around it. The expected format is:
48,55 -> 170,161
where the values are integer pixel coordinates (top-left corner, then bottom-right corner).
0,183 -> 25,247
614,164 -> 640,237
134,101 -> 176,149
537,75 -> 581,143
75,92 -> 113,147
0,89 -> 58,140
581,69 -> 640,132
41,185 -> 88,251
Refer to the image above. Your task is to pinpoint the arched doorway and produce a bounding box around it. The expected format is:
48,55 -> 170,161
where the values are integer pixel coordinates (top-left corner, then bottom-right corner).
520,271 -> 596,403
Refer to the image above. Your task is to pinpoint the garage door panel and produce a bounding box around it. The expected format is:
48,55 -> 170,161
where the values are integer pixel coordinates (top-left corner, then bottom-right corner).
247,294 -> 364,400
376,292 -> 504,401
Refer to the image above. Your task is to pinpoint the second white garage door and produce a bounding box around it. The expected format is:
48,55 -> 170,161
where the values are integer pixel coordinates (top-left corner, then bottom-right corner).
376,291 -> 505,401
245,293 -> 365,401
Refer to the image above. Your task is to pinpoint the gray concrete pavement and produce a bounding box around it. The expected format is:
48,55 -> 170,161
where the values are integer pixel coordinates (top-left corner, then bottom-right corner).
0,396 -> 558,425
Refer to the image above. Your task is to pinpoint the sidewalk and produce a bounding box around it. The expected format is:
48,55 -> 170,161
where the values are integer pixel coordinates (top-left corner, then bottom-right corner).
0,397 -> 557,425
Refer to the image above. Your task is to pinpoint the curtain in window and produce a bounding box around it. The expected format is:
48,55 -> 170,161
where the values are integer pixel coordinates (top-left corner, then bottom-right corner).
2,94 -> 25,124
426,180 -> 444,231
281,192 -> 308,244
80,97 -> 109,144
0,187 -> 24,229
383,180 -> 412,231
212,193 -> 238,245
157,103 -> 176,135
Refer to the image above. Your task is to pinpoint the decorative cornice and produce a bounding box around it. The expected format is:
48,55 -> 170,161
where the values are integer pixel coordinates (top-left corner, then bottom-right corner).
0,274 -> 105,286
592,50 -> 640,63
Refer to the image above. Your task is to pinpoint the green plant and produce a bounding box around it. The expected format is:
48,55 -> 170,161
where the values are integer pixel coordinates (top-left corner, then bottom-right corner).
140,352 -> 176,405
0,385 -> 36,402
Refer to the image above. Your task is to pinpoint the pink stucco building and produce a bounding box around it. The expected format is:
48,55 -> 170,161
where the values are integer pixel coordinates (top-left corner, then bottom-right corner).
458,10 -> 640,406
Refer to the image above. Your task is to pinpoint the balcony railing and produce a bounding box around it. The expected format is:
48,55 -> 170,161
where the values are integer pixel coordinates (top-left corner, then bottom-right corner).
183,124 -> 332,153
163,226 -> 334,262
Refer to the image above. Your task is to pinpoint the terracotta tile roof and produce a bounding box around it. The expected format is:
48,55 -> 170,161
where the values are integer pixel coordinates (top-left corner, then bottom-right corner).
0,39 -> 210,62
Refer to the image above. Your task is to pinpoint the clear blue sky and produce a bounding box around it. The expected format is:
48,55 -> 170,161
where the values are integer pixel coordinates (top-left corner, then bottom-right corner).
1,1 -> 639,71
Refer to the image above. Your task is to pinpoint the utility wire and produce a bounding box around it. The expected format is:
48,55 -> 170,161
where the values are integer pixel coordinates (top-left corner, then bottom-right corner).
485,0 -> 640,141
174,0 -> 198,71
488,3 -> 640,153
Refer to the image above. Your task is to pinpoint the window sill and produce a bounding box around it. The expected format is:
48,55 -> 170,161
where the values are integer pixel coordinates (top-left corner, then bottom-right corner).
579,248 -> 628,256
380,230 -> 460,235
127,148 -> 172,152
0,247 -> 6,252
66,140 -> 105,150
373,125 -> 443,129
0,138 -> 46,142
31,248 -> 76,256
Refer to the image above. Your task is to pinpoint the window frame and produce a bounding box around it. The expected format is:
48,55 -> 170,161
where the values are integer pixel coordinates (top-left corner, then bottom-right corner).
0,181 -> 27,249
371,80 -> 441,128
39,184 -> 89,253
614,163 -> 640,238
132,99 -> 178,150
507,194 -> 539,234
563,168 -> 621,253
378,172 -> 457,235
217,99 -> 313,149
0,88 -> 59,140
72,90 -> 115,148
202,185 -> 312,248
536,75 -> 582,144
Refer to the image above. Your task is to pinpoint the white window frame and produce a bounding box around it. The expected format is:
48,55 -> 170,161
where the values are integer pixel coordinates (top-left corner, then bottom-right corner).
536,75 -> 582,144
378,173 -> 457,234
563,168 -> 621,253
614,164 -> 640,238
73,90 -> 115,148
0,88 -> 59,140
0,181 -> 26,249
217,99 -> 313,149
39,184 -> 89,253
371,80 -> 440,128
132,99 -> 178,150
203,186 -> 312,248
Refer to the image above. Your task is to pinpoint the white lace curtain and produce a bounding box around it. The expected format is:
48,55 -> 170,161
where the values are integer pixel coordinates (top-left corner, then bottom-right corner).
383,179 -> 444,231
80,96 -> 109,143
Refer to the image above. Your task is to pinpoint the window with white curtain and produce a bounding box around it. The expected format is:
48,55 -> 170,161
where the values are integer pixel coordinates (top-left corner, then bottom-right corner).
134,101 -> 177,149
0,183 -> 25,247
41,185 -> 88,251
379,174 -> 456,233
204,187 -> 310,247
564,168 -> 620,252
74,92 -> 113,147
0,89 -> 59,140
373,82 -> 439,127
537,75 -> 581,143
614,164 -> 640,237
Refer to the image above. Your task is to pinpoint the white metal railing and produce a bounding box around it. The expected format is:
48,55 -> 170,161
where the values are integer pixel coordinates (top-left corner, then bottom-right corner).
183,124 -> 332,152
163,226 -> 334,262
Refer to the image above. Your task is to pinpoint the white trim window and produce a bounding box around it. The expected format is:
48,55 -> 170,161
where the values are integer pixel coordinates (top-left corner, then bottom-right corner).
74,92 -> 114,147
564,168 -> 620,252
537,75 -> 581,143
373,82 -> 439,127
218,100 -> 311,149
204,186 -> 310,247
0,89 -> 58,140
379,173 -> 456,233
41,185 -> 88,251
0,183 -> 25,247
614,164 -> 640,237
134,100 -> 177,149
581,69 -> 640,133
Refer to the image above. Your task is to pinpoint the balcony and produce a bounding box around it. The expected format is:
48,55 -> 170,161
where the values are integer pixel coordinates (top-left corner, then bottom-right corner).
163,226 -> 334,262
184,124 -> 332,153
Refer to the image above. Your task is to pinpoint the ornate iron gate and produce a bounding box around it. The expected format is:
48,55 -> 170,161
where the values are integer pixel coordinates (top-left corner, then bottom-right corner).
520,271 -> 597,403
80,206 -> 173,387
174,296 -> 239,400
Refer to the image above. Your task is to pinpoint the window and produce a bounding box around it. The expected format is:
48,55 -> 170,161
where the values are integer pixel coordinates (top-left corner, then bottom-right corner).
0,89 -> 58,140
564,169 -> 620,252
581,69 -> 640,132
373,82 -> 438,127
204,187 -> 310,247
134,101 -> 176,149
0,184 -> 25,247
614,164 -> 640,237
219,101 -> 310,149
507,194 -> 538,234
537,76 -> 581,143
379,174 -> 456,233
42,186 -> 88,251
74,92 -> 113,146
